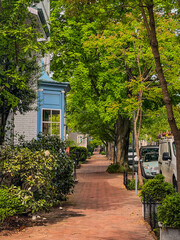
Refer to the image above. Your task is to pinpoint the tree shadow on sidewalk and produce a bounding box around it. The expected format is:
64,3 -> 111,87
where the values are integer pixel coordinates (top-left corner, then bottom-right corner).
0,206 -> 85,237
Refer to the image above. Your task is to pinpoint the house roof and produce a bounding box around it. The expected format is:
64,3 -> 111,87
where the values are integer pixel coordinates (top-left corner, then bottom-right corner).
40,68 -> 58,83
39,63 -> 70,91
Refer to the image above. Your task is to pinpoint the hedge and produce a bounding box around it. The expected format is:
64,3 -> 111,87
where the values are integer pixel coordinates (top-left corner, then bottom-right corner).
69,146 -> 88,163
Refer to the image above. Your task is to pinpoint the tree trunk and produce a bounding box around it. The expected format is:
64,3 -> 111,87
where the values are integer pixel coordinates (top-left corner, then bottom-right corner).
141,1 -> 180,191
107,142 -> 113,161
115,115 -> 131,168
0,102 -> 10,145
113,140 -> 117,164
134,110 -> 143,185
105,142 -> 108,158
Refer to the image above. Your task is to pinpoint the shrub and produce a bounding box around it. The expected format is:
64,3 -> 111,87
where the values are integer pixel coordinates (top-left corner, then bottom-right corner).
0,145 -> 74,213
87,143 -> 95,156
20,135 -> 74,198
100,151 -> 106,155
139,174 -> 175,202
69,146 -> 88,162
106,164 -> 124,173
126,179 -> 142,190
66,139 -> 76,147
88,152 -> 93,157
21,134 -> 66,155
158,193 -> 180,229
0,188 -> 25,223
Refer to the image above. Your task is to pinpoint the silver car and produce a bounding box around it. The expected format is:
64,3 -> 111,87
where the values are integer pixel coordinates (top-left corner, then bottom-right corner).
141,152 -> 159,179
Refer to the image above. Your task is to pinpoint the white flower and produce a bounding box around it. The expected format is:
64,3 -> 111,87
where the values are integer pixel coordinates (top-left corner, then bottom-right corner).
44,150 -> 50,157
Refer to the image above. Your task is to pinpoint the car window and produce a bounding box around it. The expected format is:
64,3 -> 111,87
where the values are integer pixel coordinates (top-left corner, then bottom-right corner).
142,148 -> 158,156
168,142 -> 172,157
128,148 -> 136,153
144,154 -> 158,162
172,142 -> 176,156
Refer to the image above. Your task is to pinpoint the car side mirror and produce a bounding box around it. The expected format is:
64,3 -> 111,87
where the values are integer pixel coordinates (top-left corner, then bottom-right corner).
162,152 -> 172,161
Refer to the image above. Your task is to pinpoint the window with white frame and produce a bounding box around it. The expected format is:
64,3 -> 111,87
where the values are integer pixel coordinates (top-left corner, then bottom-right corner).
42,109 -> 61,136
77,135 -> 83,144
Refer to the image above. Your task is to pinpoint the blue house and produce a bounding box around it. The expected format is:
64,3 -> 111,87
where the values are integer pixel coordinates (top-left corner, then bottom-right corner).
7,69 -> 69,143
5,1 -> 69,143
37,69 -> 70,140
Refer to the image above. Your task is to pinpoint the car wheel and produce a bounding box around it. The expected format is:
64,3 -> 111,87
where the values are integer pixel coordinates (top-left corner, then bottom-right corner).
142,169 -> 146,178
173,177 -> 178,192
144,174 -> 148,179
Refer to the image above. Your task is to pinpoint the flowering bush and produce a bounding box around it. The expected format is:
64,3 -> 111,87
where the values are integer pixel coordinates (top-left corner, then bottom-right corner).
0,137 -> 74,213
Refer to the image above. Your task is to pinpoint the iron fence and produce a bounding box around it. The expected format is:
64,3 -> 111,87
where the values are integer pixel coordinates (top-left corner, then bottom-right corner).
123,171 -> 160,236
123,170 -> 128,188
123,170 -> 136,189
142,193 -> 161,238
142,194 -> 160,230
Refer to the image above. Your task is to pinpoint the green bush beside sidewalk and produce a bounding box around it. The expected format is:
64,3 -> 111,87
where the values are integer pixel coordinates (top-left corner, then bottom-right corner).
0,135 -> 74,223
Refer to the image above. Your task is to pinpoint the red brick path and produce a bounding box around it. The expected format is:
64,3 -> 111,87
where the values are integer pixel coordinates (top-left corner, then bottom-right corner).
0,153 -> 156,240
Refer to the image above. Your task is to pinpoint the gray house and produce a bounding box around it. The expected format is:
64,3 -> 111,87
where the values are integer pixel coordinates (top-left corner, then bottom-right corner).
67,131 -> 89,148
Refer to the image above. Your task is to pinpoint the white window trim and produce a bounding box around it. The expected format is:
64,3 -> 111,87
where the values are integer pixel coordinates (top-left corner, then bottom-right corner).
42,108 -> 61,138
77,135 -> 83,144
64,112 -> 66,141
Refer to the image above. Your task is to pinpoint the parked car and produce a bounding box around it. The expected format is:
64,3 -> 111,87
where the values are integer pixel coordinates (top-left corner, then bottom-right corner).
128,147 -> 137,167
158,137 -> 177,190
139,145 -> 159,159
140,152 -> 159,179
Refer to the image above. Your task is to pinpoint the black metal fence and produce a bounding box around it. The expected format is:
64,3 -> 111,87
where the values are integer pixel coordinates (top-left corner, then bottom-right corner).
123,172 -> 160,235
123,170 -> 137,189
123,170 -> 128,188
142,193 -> 161,238
142,194 -> 160,231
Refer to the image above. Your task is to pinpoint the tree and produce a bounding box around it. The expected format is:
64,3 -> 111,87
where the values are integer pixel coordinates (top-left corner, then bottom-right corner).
0,0 -> 43,144
141,106 -> 180,143
136,0 -> 180,191
116,0 -> 180,187
50,0 -> 132,165
50,0 -> 180,175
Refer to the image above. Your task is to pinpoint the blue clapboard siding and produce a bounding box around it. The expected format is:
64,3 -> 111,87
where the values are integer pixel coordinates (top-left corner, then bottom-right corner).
37,70 -> 69,140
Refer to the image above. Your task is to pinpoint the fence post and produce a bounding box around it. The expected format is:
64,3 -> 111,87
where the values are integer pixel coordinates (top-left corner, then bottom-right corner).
125,171 -> 127,188
73,160 -> 76,180
153,201 -> 157,229
143,193 -> 146,220
123,170 -> 127,188
149,197 -> 152,228
73,156 -> 78,182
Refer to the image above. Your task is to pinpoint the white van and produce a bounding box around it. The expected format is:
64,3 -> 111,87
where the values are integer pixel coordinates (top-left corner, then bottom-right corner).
158,137 -> 177,190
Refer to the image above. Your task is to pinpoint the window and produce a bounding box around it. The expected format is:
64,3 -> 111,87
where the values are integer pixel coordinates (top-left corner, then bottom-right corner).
42,109 -> 61,136
172,142 -> 176,156
144,153 -> 158,162
168,142 -> 172,157
77,135 -> 83,144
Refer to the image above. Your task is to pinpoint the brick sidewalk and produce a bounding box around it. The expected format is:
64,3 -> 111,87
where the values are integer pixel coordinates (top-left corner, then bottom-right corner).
0,153 -> 156,240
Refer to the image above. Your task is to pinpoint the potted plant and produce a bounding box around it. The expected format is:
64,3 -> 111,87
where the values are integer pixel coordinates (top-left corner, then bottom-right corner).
158,193 -> 180,240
